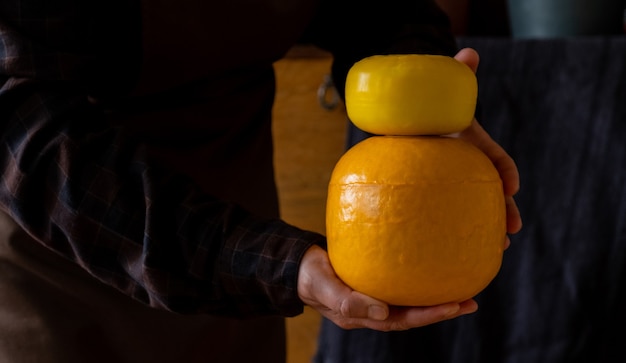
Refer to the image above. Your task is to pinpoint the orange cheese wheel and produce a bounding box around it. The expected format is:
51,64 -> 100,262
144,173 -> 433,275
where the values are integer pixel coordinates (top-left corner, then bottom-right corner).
326,136 -> 506,306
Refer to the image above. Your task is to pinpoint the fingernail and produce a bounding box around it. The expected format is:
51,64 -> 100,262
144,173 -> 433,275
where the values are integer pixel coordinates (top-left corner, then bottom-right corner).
368,305 -> 388,320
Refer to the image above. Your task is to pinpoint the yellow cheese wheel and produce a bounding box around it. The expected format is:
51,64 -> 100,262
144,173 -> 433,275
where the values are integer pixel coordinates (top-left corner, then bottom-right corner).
345,54 -> 478,136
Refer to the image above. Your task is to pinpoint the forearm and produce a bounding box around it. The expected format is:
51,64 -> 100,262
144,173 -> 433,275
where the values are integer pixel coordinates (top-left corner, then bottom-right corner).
0,80 -> 322,317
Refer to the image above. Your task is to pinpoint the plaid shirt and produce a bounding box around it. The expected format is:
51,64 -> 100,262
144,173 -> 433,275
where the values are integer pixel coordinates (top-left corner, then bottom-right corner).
0,0 -> 455,317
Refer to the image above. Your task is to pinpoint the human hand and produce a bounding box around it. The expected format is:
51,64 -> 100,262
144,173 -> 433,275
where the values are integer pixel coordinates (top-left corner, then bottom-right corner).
297,245 -> 478,331
453,48 -> 523,247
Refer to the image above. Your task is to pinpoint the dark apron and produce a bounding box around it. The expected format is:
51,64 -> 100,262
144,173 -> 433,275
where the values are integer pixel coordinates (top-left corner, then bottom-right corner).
0,210 -> 285,363
0,0 -> 316,361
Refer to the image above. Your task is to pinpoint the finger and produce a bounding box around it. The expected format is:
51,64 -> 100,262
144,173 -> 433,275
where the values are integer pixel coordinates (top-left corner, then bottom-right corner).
461,120 -> 520,197
394,300 -> 478,325
489,147 -> 520,198
506,195 -> 523,234
456,299 -> 479,316
338,290 -> 390,321
317,281 -> 391,321
362,300 -> 478,331
298,245 -> 390,321
454,47 -> 480,73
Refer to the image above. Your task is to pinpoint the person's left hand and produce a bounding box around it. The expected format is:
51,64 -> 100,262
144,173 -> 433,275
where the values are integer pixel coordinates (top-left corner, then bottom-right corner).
298,245 -> 479,331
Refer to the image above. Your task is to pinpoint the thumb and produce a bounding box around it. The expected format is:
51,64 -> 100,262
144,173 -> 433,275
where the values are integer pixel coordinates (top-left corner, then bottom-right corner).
336,290 -> 390,321
298,245 -> 390,321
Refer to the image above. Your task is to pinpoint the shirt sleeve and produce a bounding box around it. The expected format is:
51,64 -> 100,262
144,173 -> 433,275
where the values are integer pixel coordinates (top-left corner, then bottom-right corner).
0,6 -> 323,318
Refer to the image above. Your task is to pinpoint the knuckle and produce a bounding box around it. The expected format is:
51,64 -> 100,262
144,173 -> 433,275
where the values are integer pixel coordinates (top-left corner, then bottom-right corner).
338,298 -> 352,317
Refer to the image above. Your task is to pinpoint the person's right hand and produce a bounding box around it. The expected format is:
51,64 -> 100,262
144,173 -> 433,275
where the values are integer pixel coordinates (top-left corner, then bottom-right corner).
297,245 -> 478,331
453,48 -> 523,244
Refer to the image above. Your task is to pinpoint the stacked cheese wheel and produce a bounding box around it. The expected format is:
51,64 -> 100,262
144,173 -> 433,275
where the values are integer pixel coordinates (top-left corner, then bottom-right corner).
326,54 -> 506,306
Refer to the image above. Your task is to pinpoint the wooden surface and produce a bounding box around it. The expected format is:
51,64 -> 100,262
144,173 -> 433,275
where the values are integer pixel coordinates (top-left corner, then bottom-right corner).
272,48 -> 347,363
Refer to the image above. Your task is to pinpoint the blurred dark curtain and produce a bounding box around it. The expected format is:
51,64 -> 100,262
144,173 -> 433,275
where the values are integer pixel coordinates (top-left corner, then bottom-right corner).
315,35 -> 626,363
